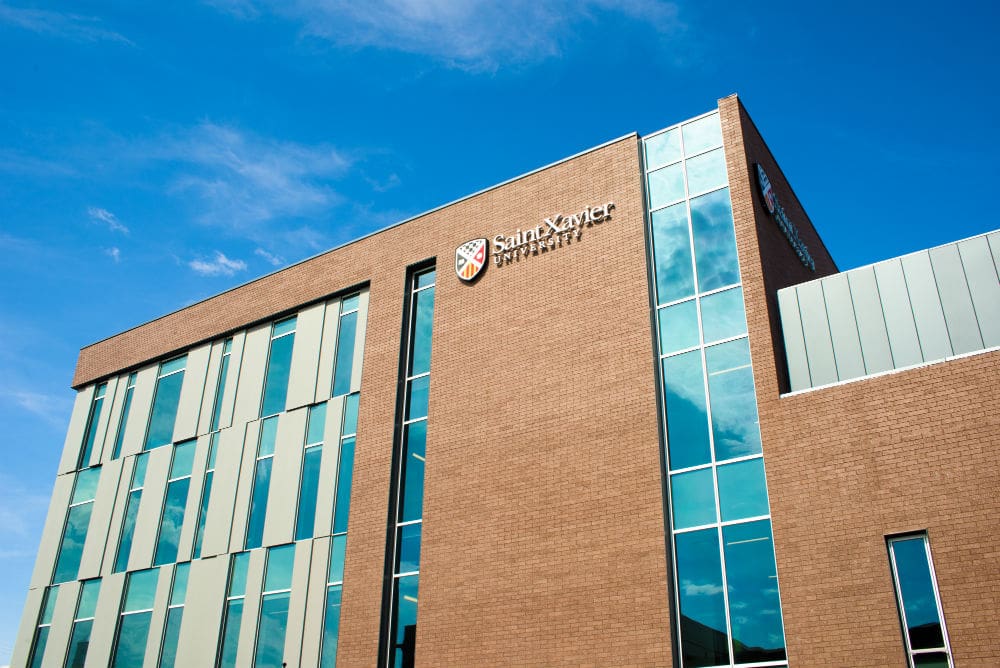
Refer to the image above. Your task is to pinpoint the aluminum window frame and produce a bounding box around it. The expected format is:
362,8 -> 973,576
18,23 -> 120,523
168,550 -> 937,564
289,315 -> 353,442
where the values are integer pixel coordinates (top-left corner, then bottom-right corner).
887,533 -> 955,668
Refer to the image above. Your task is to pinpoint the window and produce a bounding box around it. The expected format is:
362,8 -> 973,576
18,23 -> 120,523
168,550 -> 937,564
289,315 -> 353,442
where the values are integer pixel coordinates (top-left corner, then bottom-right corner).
111,568 -> 159,668
154,440 -> 196,565
210,338 -> 234,432
245,416 -> 278,550
192,432 -> 220,559
888,534 -> 954,667
158,563 -> 190,668
111,373 -> 137,460
114,454 -> 149,573
78,383 -> 107,469
261,317 -> 296,418
295,403 -> 327,541
145,357 -> 187,450
53,467 -> 101,583
332,295 -> 360,397
320,536 -> 347,667
217,552 -> 250,668
64,579 -> 100,668
255,544 -> 295,668
333,394 -> 359,535
27,585 -> 58,668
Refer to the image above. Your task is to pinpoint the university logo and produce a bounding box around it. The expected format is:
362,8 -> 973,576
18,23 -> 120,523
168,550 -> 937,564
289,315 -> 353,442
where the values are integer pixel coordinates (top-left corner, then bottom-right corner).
756,163 -> 776,215
455,238 -> 488,282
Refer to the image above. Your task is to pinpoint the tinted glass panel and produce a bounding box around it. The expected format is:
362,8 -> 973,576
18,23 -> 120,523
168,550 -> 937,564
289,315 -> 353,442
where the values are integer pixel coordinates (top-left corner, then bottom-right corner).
112,383 -> 135,460
28,626 -> 49,668
79,388 -> 105,468
406,376 -> 430,421
650,202 -> 695,304
415,270 -> 435,289
686,147 -> 727,195
158,607 -> 183,668
40,586 -> 59,623
265,544 -> 296,592
65,619 -> 93,668
192,471 -> 213,559
320,586 -> 343,668
913,653 -> 950,667
218,599 -> 243,668
662,351 -> 711,470
259,417 -> 279,457
329,535 -> 347,583
645,128 -> 681,170
296,446 -> 322,541
659,299 -> 699,355
398,423 -> 426,523
341,294 -> 360,312
682,114 -> 722,155
670,469 -> 716,529
170,440 -> 196,478
210,347 -> 231,432
391,575 -> 419,667
700,287 -> 747,343
675,529 -> 728,667
124,569 -> 159,611
78,579 -> 101,618
115,491 -> 141,573
145,371 -> 184,450
333,437 -> 356,534
154,478 -> 191,565
717,458 -> 769,521
706,339 -> 762,460
254,592 -> 290,668
409,289 -> 435,376
245,458 -> 272,550
54,504 -> 93,583
648,163 -> 685,209
72,468 -> 101,504
229,552 -> 250,596
342,394 -> 359,436
396,523 -> 422,574
892,537 -> 945,650
332,311 -> 358,397
307,403 -> 327,445
160,357 -> 186,375
261,333 -> 294,417
723,520 -> 786,663
111,612 -> 152,668
170,563 -> 190,605
690,188 -> 739,292
272,317 -> 296,337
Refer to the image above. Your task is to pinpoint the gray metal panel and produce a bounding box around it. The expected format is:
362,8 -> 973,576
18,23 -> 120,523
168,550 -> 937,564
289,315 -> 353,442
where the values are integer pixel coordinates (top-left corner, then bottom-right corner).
232,324 -> 271,427
263,408 -> 308,548
89,375 -> 119,467
820,273 -> 865,381
121,365 -> 158,459
128,445 -> 172,571
314,396 -> 345,535
287,302 -> 326,410
958,235 -> 1000,348
142,563 -> 174,668
930,243 -> 984,355
235,549 -> 267,668
229,420 -> 262,553
350,291 -> 370,393
300,537 -> 330,668
901,251 -> 953,361
218,331 -> 246,431
197,340 -> 224,436
846,267 -> 894,375
176,554 -> 228,667
78,459 -> 124,580
42,579 -> 79,667
83,572 -> 125,668
30,474 -> 74,588
176,433 -> 212,563
314,301 -> 341,401
201,423 -> 247,558
282,538 -> 315,667
174,343 -> 211,443
873,259 -> 923,368
99,373 -> 128,465
11,586 -> 45,668
796,281 -> 839,387
989,232 -> 1000,276
58,387 -> 93,475
776,287 -> 810,392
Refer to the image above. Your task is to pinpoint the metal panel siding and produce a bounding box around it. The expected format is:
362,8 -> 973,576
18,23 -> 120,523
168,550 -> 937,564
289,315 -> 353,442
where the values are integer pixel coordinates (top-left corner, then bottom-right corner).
102,455 -> 137,574
229,421 -> 261,553
958,236 -> 1000,347
777,287 -> 811,391
82,572 -> 125,668
796,281 -> 839,386
78,459 -> 124,579
176,433 -> 212,563
282,539 -> 315,667
128,445 -> 172,571
232,324 -> 271,427
262,408 -> 308,547
314,301 -> 342,401
201,424 -> 246,558
930,244 -> 984,354
314,396 -> 346,535
121,365 -> 158,459
90,375 -> 119,467
821,273 -> 865,381
901,251 -> 953,361
176,554 -> 228,667
350,291 -> 370,393
301,537 -> 330,668
287,302 -> 326,410
234,549 -> 267,668
58,387 -> 94,475
99,373 -> 128,465
989,232 -> 1000,277
873,259 -> 923,367
218,331 -> 247,431
30,474 -> 75,588
43,579 -> 79,667
174,343 -> 211,442
11,586 -> 45,668
846,267 -> 894,375
197,340 -> 224,437
142,565 -> 173,668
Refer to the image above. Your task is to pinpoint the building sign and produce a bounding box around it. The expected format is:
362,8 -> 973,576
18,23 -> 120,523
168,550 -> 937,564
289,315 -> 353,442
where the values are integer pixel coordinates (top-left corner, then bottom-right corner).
455,238 -> 488,282
755,164 -> 815,271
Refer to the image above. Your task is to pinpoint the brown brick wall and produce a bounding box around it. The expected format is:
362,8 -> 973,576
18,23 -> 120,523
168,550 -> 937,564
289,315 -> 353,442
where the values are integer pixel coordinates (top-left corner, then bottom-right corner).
722,95 -> 1000,666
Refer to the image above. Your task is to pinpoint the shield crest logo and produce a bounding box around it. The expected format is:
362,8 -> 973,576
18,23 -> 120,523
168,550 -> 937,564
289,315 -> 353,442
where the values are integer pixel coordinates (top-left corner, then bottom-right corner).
756,163 -> 777,215
456,238 -> 488,282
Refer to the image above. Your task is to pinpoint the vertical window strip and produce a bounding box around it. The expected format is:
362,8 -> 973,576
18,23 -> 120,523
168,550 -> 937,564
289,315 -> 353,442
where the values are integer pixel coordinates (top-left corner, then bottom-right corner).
64,578 -> 100,668
295,403 -> 327,541
145,357 -> 187,451
112,373 -> 137,460
245,416 -> 279,550
217,552 -> 250,668
158,563 -> 190,668
111,567 -> 160,668
260,317 -> 297,418
383,266 -> 434,668
320,535 -> 347,668
332,393 -> 359,535
27,585 -> 58,668
192,432 -> 220,559
332,294 -> 360,398
78,383 -> 107,469
888,534 -> 954,667
210,338 -> 234,432
254,544 -> 295,668
53,467 -> 101,584
154,440 -> 197,565
114,453 -> 149,573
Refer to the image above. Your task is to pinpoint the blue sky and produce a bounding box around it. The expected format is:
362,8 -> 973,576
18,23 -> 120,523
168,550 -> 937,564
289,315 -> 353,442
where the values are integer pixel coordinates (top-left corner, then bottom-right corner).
1,0 -> 998,660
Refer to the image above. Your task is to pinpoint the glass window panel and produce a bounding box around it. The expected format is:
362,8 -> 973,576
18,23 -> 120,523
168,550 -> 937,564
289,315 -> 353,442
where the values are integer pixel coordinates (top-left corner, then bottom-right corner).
112,379 -> 136,460
650,202 -> 695,304
145,371 -> 184,450
29,627 -> 50,668
690,188 -> 740,293
332,437 -> 356,534
343,394 -> 359,436
210,346 -> 231,432
396,523 -> 422,574
329,535 -> 347,584
415,269 -> 435,289
296,446 -> 323,541
111,612 -> 152,668
160,357 -> 186,376
406,376 -> 430,421
320,586 -> 343,668
398,423 -> 426,523
391,575 -> 419,663
133,453 -> 149,486
332,311 -> 358,397
682,113 -> 722,155
706,339 -> 762,460
170,563 -> 190,605
265,544 -> 296,592
408,288 -> 435,376
218,599 -> 244,668
259,416 -> 279,457
307,403 -> 327,445
154,477 -> 191,565
124,569 -> 159,611
54,504 -> 93,583
341,294 -> 360,312
675,529 -> 729,667
229,552 -> 250,596
647,162 -> 685,209
158,607 -> 183,668
700,287 -> 747,344
79,386 -> 105,468
254,592 -> 290,668
72,468 -> 101,504
78,579 -> 101,619
670,469 -> 717,530
658,300 -> 699,355
41,586 -> 59,623
272,317 -> 296,337
207,433 -> 219,469
891,536 -> 946,651
192,470 -> 213,559
261,333 -> 294,417
169,440 -> 196,478
114,491 -> 142,573
913,653 -> 950,667
661,351 -> 711,470
723,520 -> 786,664
686,147 -> 727,195
717,458 -> 769,521
65,619 -> 94,668
644,128 -> 681,170
245,458 -> 272,550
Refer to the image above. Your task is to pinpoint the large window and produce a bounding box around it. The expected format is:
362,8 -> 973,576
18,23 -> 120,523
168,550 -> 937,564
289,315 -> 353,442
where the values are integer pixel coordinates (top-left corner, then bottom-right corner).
245,416 -> 278,550
295,403 -> 327,541
333,393 -> 359,535
154,440 -> 196,565
65,579 -> 100,668
114,453 -> 149,573
27,585 -> 58,668
217,552 -> 250,668
261,317 -> 296,418
888,534 -> 954,668
53,467 -> 101,583
192,432 -> 219,559
145,357 -> 187,450
111,568 -> 160,668
78,382 -> 107,469
111,373 -> 137,460
210,338 -> 234,432
254,544 -> 295,668
158,563 -> 190,668
320,536 -> 347,667
332,295 -> 360,397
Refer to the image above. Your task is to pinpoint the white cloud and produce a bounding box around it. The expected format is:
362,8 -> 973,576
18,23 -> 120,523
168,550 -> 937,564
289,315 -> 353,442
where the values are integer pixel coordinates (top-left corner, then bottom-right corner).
189,251 -> 248,277
105,246 -> 121,263
211,0 -> 683,71
682,581 -> 724,596
0,2 -> 133,45
254,247 -> 285,266
0,388 -> 72,429
88,206 -> 129,234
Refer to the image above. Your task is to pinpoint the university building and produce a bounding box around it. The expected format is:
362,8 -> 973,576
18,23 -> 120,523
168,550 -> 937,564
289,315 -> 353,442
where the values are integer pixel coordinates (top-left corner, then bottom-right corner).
13,95 -> 1000,667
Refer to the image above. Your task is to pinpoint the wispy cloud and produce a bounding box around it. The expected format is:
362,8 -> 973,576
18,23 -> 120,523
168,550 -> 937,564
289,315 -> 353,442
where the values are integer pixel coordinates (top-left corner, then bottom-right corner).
105,246 -> 121,263
0,388 -> 72,429
189,251 -> 248,276
0,2 -> 133,45
88,206 -> 129,234
254,247 -> 285,266
210,0 -> 683,71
